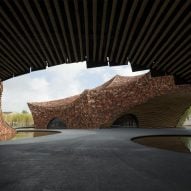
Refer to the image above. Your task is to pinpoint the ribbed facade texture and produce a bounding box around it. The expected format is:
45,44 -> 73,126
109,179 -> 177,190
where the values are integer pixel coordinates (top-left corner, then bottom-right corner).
29,74 -> 191,129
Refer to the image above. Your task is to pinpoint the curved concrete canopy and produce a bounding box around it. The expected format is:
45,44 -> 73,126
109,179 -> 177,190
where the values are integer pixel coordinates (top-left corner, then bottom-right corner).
0,0 -> 190,84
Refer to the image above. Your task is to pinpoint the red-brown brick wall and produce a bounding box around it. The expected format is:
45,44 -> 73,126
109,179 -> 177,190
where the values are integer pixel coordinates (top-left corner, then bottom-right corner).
28,74 -> 191,129
0,82 -> 16,137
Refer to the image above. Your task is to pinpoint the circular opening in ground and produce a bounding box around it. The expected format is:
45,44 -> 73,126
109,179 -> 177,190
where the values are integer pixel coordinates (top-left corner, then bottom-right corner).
132,135 -> 191,153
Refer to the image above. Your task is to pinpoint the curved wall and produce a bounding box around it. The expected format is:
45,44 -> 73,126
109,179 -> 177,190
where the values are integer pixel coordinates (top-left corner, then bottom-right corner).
0,82 -> 15,136
29,74 -> 191,129
127,92 -> 191,128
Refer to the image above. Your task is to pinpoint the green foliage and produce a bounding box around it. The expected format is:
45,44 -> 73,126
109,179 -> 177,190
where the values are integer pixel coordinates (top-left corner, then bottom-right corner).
177,106 -> 191,127
22,110 -> 28,114
3,112 -> 34,128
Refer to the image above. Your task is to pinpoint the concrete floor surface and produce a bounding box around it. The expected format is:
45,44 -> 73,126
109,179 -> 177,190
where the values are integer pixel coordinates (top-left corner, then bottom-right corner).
0,128 -> 191,191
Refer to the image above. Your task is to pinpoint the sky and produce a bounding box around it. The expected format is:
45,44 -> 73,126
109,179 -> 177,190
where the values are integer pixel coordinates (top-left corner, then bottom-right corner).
2,62 -> 149,112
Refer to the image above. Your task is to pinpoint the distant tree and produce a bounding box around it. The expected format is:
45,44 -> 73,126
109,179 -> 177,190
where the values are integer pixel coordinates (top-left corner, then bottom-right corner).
3,111 -> 34,128
177,106 -> 191,127
22,110 -> 28,114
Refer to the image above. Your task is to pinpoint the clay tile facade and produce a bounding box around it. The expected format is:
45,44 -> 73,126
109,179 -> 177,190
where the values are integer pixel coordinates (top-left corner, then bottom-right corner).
0,82 -> 16,139
28,73 -> 191,129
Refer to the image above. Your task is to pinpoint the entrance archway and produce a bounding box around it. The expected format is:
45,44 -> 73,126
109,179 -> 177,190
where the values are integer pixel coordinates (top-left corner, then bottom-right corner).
112,114 -> 138,128
47,118 -> 67,129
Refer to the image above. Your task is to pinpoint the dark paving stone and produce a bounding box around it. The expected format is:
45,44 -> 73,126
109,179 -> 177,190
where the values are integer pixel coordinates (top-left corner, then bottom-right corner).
0,128 -> 191,191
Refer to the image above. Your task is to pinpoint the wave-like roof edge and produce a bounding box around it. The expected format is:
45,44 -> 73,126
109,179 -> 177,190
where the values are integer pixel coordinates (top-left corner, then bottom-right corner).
28,73 -> 191,108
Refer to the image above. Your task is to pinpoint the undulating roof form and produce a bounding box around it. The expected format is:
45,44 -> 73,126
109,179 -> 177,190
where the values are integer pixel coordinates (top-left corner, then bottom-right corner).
0,0 -> 190,83
28,73 -> 191,129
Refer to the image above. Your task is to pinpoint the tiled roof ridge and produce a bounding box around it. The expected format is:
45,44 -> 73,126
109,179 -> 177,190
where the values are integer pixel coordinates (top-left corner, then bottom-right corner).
28,74 -> 150,107
94,73 -> 146,90
28,73 -> 190,109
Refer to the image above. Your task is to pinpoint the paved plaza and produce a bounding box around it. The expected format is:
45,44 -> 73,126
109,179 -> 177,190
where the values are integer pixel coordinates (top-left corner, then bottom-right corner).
0,128 -> 191,191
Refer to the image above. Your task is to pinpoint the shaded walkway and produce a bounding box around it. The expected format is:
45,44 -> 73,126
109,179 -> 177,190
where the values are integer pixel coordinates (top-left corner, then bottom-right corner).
0,128 -> 191,191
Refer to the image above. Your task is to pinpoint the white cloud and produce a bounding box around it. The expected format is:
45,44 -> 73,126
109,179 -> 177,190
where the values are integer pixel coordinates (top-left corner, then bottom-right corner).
2,62 -> 149,112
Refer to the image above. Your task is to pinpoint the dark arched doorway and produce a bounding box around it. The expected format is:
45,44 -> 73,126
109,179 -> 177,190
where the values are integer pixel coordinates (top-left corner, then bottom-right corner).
47,118 -> 67,129
112,114 -> 138,128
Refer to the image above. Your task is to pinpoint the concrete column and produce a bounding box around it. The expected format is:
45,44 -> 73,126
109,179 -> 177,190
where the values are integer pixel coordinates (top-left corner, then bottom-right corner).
0,81 -> 15,140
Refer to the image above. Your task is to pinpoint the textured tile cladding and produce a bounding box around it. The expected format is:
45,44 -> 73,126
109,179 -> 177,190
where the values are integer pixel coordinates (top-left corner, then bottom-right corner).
0,82 -> 15,138
28,73 -> 191,129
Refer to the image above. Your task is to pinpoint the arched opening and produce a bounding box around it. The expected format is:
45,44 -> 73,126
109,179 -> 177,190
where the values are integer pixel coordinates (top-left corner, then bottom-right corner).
112,114 -> 138,128
47,118 -> 67,129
